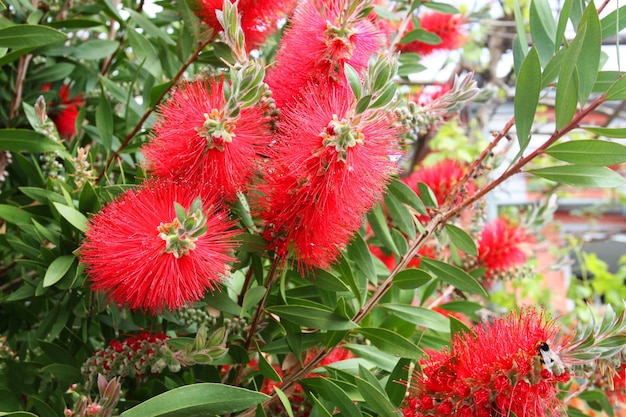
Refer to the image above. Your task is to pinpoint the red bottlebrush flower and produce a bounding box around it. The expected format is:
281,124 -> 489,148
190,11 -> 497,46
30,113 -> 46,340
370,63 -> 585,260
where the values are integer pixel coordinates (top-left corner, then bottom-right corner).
255,84 -> 401,272
369,243 -> 436,270
477,216 -> 533,280
79,178 -> 240,313
399,12 -> 466,56
412,84 -> 452,107
142,78 -> 271,202
191,0 -> 296,50
266,0 -> 383,108
41,83 -> 84,140
403,308 -> 570,417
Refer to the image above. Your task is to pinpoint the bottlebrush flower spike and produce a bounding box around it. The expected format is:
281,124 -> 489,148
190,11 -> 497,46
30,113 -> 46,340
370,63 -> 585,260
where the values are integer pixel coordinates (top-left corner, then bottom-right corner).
41,83 -> 84,140
79,178 -> 239,313
142,76 -> 271,202
477,216 -> 533,281
192,0 -> 295,50
403,308 -> 570,417
266,0 -> 384,108
399,12 -> 467,57
255,83 -> 401,272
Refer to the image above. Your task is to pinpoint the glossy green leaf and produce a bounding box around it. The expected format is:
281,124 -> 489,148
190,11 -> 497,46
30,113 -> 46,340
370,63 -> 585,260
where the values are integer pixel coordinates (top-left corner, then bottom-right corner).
127,29 -> 162,78
529,0 -> 556,67
125,8 -> 175,45
241,286 -> 266,317
555,0 -> 574,51
541,48 -> 564,89
378,303 -> 450,332
96,92 -> 113,150
73,40 -> 119,60
366,203 -> 399,255
0,24 -> 66,48
545,140 -> 626,165
346,233 -> 376,283
385,358 -> 410,406
267,305 -> 358,331
384,192 -> 416,238
274,387 -> 294,417
52,202 -> 88,232
555,37 -> 582,129
0,413 -> 39,417
449,315 -> 471,337
120,384 -> 269,417
0,204 -> 34,224
512,0 -> 528,75
606,75 -> 626,100
583,127 -> 626,138
422,2 -> 459,13
387,179 -> 427,215
43,255 -> 75,287
514,47 -> 541,152
576,2 -> 601,105
421,258 -> 488,298
0,129 -> 65,153
600,5 -> 626,40
527,165 -> 626,188
400,29 -> 441,45
578,390 -> 615,417
27,63 -> 75,82
355,376 -> 398,417
302,378 -> 361,417
357,327 -> 423,360
344,63 -> 362,100
393,268 -> 432,290
309,394 -> 333,417
444,224 -> 477,255
309,269 -> 351,292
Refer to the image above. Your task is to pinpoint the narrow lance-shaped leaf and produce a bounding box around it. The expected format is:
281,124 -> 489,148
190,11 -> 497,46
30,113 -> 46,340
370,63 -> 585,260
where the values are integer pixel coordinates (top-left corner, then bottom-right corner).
421,258 -> 488,298
0,24 -> 66,48
529,0 -> 556,67
576,1 -> 601,106
545,140 -> 626,165
527,165 -> 626,188
514,47 -> 541,153
555,19 -> 586,129
512,0 -> 528,75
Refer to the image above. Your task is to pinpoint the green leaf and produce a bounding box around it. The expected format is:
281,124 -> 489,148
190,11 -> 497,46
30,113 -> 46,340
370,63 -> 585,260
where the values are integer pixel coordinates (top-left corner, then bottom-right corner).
527,165 -> 625,188
421,258 -> 488,298
606,75 -> 626,100
344,63 -> 362,100
266,305 -> 358,331
541,48 -> 565,89
52,202 -> 88,232
0,413 -> 39,417
449,315 -> 471,337
417,182 -> 438,208
308,269 -> 350,292
545,140 -> 626,165
555,0 -> 574,51
393,268 -> 432,290
583,127 -> 626,138
43,255 -> 75,287
126,29 -> 162,78
529,0 -> 556,67
400,29 -> 441,45
241,286 -> 266,317
308,394 -> 333,417
385,358 -> 410,406
387,179 -> 427,215
378,303 -> 450,332
444,224 -> 477,256
346,233 -> 376,283
257,350 -> 281,382
0,24 -> 66,48
422,2 -> 459,13
576,1 -> 601,105
367,203 -> 399,255
301,378 -> 361,417
73,40 -> 119,60
357,327 -> 424,360
121,384 -> 269,417
96,92 -> 113,150
514,47 -> 542,152
512,0 -> 528,75
384,192 -> 416,238
0,204 -> 34,224
355,376 -> 398,417
578,390 -> 614,417
274,387 -> 295,417
555,18 -> 586,129
27,63 -> 76,82
125,8 -> 176,45
600,5 -> 626,41
0,129 -> 65,153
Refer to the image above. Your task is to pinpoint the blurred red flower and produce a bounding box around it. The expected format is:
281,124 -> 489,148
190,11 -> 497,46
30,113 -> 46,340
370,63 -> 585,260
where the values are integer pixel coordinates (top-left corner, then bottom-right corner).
41,83 -> 84,140
266,0 -> 383,108
399,12 -> 466,56
192,0 -> 296,50
369,243 -> 436,270
403,308 -> 570,417
255,84 -> 400,272
477,217 -> 533,280
79,178 -> 239,313
142,77 -> 271,202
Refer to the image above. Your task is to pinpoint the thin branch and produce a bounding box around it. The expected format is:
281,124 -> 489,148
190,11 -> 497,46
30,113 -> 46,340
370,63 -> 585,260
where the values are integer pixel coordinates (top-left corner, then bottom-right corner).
96,38 -> 212,181
9,54 -> 33,121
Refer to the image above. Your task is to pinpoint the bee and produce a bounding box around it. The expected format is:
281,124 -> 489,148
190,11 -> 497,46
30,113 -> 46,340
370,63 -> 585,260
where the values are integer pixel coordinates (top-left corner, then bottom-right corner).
536,341 -> 566,377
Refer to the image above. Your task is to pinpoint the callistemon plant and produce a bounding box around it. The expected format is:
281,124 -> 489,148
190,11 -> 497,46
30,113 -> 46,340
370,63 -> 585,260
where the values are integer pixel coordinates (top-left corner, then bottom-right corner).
3,0 -> 626,416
